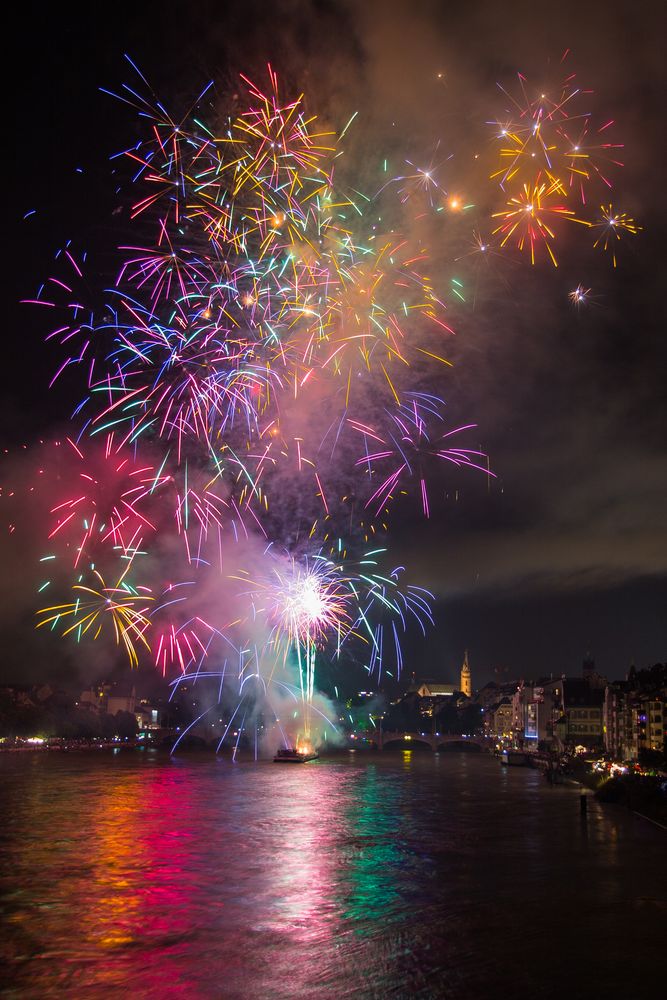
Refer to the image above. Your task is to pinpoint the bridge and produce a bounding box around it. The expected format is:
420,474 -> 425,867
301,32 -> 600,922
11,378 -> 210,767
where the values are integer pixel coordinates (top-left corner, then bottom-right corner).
377,731 -> 492,752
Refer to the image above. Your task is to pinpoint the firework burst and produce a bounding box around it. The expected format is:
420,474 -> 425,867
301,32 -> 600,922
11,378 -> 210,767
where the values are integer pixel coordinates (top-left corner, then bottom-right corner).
591,204 -> 641,267
36,569 -> 153,668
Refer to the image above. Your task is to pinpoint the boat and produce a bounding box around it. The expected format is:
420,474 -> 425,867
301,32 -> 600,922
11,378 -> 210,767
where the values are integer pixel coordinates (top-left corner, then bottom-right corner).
273,747 -> 319,763
500,750 -> 529,766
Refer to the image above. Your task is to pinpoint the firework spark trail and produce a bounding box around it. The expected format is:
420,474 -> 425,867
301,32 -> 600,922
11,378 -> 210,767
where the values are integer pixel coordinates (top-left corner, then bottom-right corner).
591,204 -> 642,268
35,60 -> 629,750
227,544 -> 435,735
485,57 -> 638,266
350,393 -> 493,517
44,434 -> 168,571
491,175 -> 588,267
36,569 -> 153,668
26,63 -> 488,744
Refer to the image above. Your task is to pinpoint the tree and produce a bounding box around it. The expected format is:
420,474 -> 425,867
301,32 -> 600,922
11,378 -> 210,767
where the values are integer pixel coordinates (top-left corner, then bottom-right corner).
114,710 -> 137,739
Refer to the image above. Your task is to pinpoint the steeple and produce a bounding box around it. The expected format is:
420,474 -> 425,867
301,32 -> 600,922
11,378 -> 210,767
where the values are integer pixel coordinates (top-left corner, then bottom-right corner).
582,649 -> 595,678
460,649 -> 472,697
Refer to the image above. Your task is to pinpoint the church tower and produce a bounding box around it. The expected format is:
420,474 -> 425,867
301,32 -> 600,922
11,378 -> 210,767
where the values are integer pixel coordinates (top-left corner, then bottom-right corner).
460,650 -> 472,697
582,651 -> 595,679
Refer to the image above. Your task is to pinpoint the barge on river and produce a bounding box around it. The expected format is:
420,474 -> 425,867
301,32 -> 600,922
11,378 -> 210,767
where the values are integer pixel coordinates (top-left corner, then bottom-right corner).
273,747 -> 319,763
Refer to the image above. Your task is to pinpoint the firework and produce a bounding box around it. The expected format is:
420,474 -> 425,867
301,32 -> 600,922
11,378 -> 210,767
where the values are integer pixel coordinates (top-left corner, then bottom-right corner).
152,581 -> 224,675
21,243 -> 95,387
28,63 -> 496,749
486,59 -> 636,265
45,434 -> 166,571
591,204 -> 641,267
558,119 -> 624,204
15,50 -> 642,755
350,394 -> 491,517
230,543 -> 434,737
232,550 -> 350,735
491,175 -> 587,266
36,569 -> 153,667
568,284 -> 592,307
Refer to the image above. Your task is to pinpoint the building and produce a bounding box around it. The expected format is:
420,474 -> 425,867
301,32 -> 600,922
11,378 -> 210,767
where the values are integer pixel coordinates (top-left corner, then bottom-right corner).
603,664 -> 666,761
644,698 -> 664,752
603,683 -> 627,758
604,681 -> 665,760
79,683 -> 137,718
476,680 -> 517,710
555,679 -> 604,749
107,687 -> 136,716
413,682 -> 456,722
79,683 -> 111,712
511,678 -> 565,747
485,697 -> 513,738
415,682 -> 457,698
582,652 -> 595,680
460,650 -> 472,698
135,703 -> 163,733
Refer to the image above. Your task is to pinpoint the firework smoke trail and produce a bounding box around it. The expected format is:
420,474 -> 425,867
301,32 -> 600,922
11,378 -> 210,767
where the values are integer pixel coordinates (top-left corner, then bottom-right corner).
24,52 -> 637,752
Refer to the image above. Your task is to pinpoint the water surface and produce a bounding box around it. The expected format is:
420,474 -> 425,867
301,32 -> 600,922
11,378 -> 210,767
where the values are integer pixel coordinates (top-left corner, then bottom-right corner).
1,750 -> 664,998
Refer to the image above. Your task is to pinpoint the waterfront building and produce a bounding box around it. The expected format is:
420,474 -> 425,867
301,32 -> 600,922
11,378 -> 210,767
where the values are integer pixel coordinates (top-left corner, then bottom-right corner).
619,700 -> 637,760
477,680 -> 518,711
107,686 -> 137,716
603,683 -> 627,758
511,678 -> 565,747
484,697 -> 513,738
624,695 -> 664,759
510,683 -> 524,736
603,666 -> 666,760
554,679 -> 604,749
644,698 -> 664,752
79,683 -> 111,712
413,682 -> 456,723
135,703 -> 162,733
78,683 -> 137,715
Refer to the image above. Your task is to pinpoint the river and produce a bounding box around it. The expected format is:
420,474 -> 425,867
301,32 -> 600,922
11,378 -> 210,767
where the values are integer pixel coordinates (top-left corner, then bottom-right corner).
1,749 -> 664,998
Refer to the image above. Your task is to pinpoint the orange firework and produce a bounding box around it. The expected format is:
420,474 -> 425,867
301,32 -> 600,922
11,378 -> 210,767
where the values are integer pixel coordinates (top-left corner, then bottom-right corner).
491,175 -> 588,266
591,204 -> 642,267
37,569 -> 153,667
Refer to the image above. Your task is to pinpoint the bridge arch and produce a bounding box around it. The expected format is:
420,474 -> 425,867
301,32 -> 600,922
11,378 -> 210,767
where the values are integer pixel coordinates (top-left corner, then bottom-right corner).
436,740 -> 482,753
382,736 -> 433,751
379,731 -> 491,752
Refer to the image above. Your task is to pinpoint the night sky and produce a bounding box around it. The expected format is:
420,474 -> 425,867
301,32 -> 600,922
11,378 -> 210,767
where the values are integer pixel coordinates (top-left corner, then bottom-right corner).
4,0 -> 666,690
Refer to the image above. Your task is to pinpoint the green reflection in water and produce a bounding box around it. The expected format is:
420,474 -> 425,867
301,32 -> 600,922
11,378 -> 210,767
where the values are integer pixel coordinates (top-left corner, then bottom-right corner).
340,757 -> 410,932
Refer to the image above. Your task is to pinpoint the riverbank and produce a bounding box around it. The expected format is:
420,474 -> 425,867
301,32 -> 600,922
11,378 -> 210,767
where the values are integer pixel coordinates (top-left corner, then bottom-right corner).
571,759 -> 667,827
